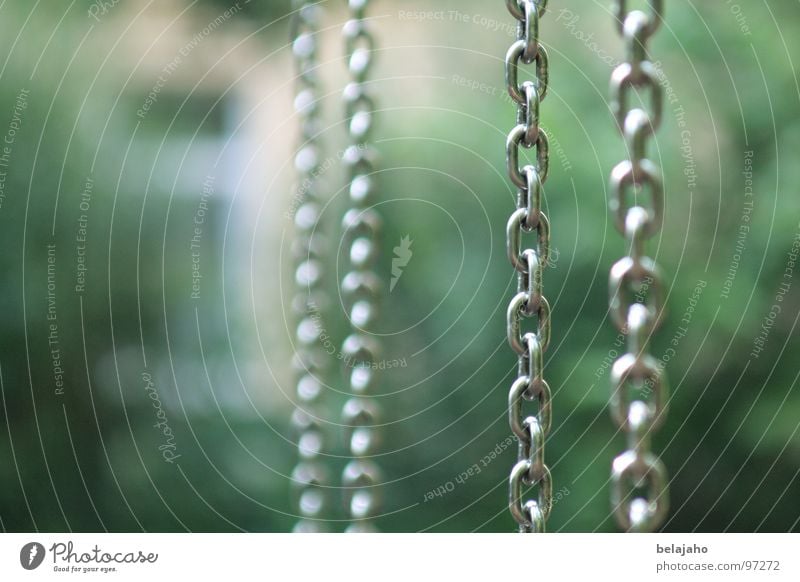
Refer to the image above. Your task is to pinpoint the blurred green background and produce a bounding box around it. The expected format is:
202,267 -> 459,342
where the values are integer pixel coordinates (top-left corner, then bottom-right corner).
1,0 -> 799,532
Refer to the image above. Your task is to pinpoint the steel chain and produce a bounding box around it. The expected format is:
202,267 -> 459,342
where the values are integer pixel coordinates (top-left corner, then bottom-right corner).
340,0 -> 383,533
608,0 -> 669,532
504,0 -> 553,533
289,0 -> 331,533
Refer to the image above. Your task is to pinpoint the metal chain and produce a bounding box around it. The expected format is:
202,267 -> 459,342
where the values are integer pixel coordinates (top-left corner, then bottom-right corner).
505,0 -> 553,533
608,0 -> 669,532
289,0 -> 331,533
340,0 -> 383,533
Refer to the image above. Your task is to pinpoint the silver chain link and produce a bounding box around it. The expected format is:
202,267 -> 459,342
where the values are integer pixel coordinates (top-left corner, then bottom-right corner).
289,0 -> 331,533
340,0 -> 383,533
608,0 -> 669,532
505,0 -> 553,533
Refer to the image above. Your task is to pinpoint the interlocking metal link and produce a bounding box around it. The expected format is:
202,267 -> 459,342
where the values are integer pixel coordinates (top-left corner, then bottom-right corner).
504,0 -> 554,533
608,0 -> 669,532
340,0 -> 382,533
289,0 -> 331,533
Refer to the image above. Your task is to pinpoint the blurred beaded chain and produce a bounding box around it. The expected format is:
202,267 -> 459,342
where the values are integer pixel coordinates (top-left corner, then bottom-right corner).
339,0 -> 383,533
504,0 -> 554,533
608,0 -> 670,532
289,0 -> 332,533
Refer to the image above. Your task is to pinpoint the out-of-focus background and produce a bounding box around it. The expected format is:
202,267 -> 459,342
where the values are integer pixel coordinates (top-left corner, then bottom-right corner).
0,0 -> 798,532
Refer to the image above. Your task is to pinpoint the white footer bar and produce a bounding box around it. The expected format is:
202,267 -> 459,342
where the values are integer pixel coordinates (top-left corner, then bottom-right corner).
1,533 -> 796,580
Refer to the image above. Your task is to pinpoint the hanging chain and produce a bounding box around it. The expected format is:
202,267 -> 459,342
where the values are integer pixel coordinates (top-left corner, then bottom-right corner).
289,0 -> 331,533
504,0 -> 553,533
340,0 -> 383,533
608,0 -> 669,532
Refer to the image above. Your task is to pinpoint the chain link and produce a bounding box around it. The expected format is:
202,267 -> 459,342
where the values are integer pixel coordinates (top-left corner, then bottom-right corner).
608,0 -> 669,532
289,0 -> 331,533
505,0 -> 553,533
340,0 -> 382,533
